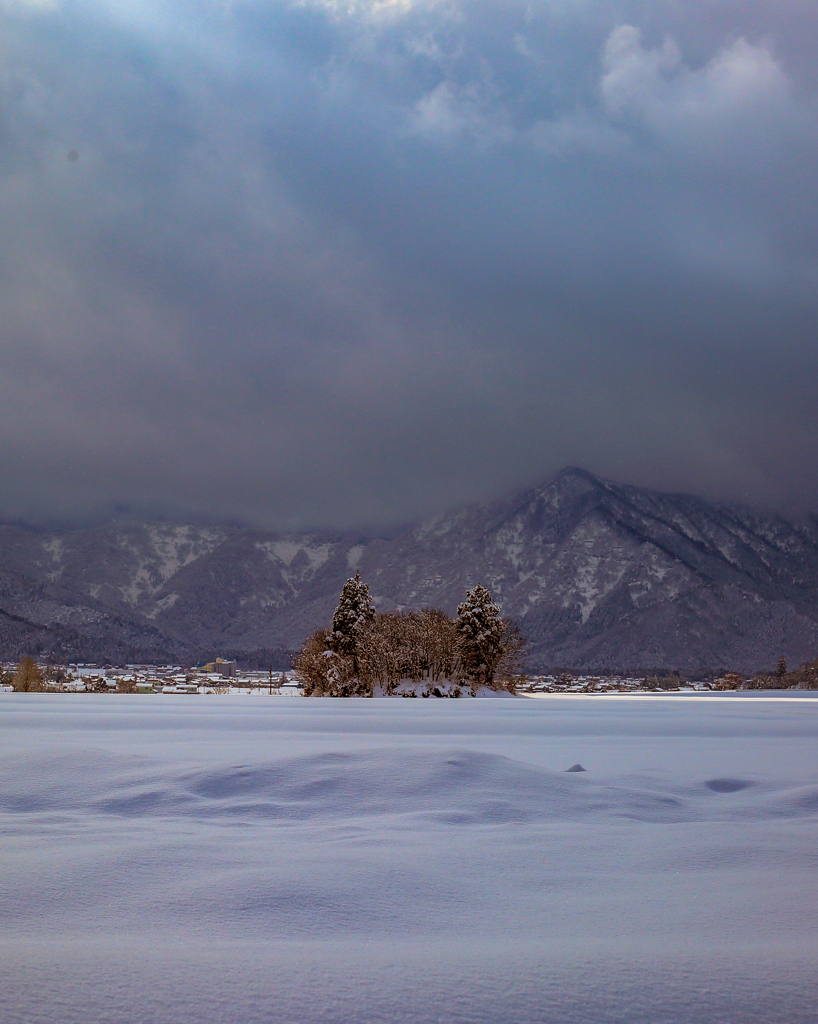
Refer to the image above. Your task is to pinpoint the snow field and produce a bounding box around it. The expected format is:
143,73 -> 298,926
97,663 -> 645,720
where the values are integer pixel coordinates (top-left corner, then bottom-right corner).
1,695 -> 817,1023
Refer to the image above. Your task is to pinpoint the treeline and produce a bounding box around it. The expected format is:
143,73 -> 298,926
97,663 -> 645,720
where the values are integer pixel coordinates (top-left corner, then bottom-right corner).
294,574 -> 525,697
713,656 -> 818,690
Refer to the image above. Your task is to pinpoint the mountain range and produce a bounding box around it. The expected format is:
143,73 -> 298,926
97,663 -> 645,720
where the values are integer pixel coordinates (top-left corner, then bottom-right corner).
2,467 -> 818,675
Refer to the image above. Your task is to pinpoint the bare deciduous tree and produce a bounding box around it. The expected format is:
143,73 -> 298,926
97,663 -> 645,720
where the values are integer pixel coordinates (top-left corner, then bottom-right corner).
13,656 -> 44,692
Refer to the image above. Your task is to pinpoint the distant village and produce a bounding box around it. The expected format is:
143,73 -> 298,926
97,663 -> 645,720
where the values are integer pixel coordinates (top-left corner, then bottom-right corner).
0,657 -> 791,696
0,657 -> 301,695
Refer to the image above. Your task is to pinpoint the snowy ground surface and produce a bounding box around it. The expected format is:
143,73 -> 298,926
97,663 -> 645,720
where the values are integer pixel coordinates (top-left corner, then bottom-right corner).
2,694 -> 817,1024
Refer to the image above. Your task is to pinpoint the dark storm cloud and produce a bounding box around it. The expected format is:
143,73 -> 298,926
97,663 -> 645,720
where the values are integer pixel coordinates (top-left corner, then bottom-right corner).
1,0 -> 817,529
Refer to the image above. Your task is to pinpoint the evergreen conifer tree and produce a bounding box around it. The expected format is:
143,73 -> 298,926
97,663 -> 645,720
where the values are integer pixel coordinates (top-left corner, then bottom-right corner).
456,584 -> 505,687
327,572 -> 375,671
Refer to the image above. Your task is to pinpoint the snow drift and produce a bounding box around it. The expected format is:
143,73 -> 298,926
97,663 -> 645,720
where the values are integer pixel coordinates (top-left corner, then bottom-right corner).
1,694 -> 817,1023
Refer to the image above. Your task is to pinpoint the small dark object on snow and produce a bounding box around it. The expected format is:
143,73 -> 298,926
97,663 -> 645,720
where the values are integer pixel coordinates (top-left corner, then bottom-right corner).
705,778 -> 751,793
564,763 -> 587,772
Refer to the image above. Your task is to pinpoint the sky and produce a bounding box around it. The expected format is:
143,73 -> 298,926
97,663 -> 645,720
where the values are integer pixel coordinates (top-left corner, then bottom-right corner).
1,0 -> 817,531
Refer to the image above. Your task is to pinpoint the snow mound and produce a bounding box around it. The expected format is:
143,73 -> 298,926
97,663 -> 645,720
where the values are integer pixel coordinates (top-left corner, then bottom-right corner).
2,747 -> 817,828
3,698 -> 818,1024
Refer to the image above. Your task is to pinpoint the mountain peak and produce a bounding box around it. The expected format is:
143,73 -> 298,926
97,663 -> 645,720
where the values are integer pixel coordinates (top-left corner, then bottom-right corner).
535,466 -> 606,502
550,466 -> 602,485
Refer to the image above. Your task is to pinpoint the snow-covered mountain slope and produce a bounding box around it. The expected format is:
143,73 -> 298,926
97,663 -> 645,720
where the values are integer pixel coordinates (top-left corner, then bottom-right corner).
358,468 -> 818,674
2,468 -> 818,672
0,521 -> 364,664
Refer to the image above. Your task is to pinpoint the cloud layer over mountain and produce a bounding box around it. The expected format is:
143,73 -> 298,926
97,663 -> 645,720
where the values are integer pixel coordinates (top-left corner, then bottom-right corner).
2,1 -> 817,528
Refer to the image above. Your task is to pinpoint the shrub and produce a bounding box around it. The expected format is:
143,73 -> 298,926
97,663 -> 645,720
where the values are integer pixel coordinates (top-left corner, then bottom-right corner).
710,671 -> 744,690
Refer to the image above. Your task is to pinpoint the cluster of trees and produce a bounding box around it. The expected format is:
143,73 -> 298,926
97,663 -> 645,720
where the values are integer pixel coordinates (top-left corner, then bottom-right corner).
643,672 -> 686,690
294,573 -> 525,697
710,657 -> 818,690
740,656 -> 818,690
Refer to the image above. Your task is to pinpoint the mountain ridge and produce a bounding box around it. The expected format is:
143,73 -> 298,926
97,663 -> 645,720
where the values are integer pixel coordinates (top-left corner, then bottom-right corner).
1,467 -> 817,675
